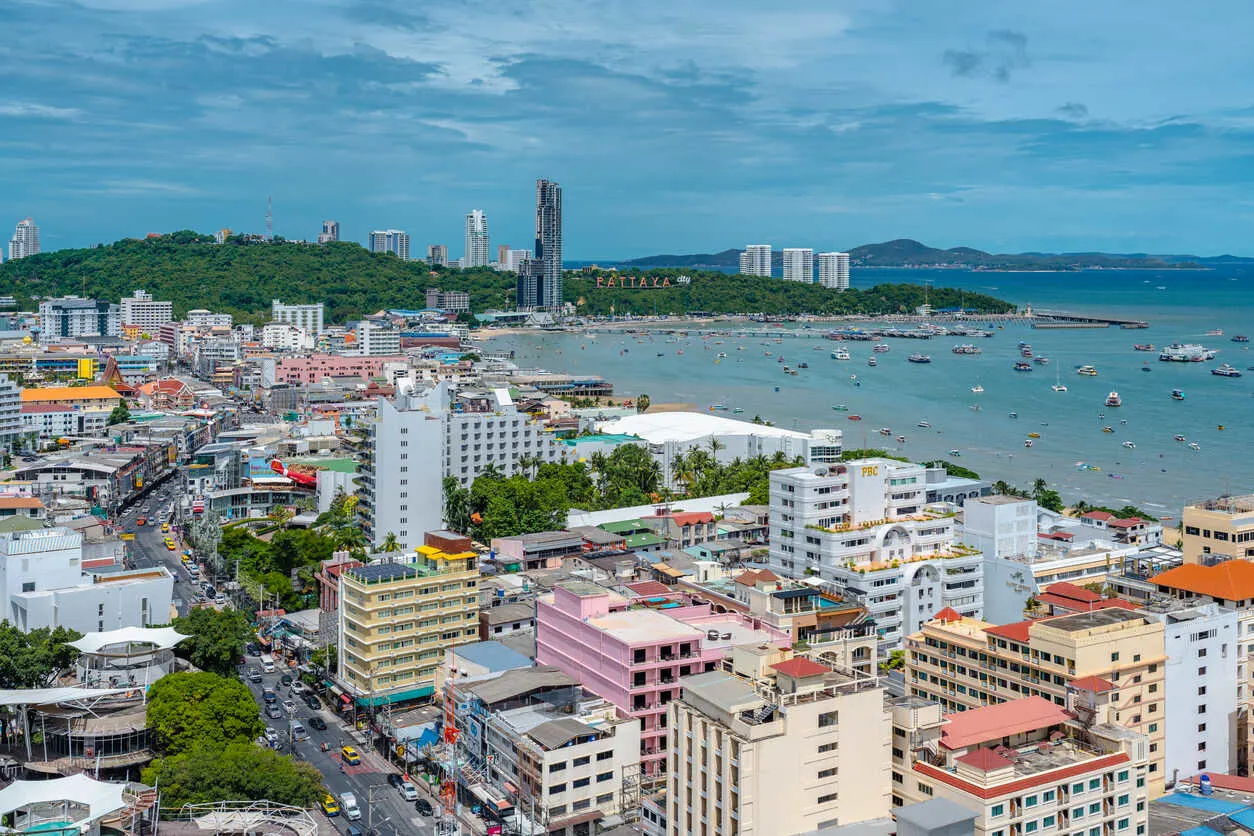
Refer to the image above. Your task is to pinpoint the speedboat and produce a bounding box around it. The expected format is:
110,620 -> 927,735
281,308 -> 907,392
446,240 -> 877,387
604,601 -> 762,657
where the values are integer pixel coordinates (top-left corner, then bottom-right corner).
832,404 -> 849,411
1212,363 -> 1242,377
1077,365 -> 1098,376
716,352 -> 727,359
1105,391 -> 1122,407
848,414 -> 862,421
878,427 -> 893,436
897,435 -> 906,443
1008,411 -> 1018,419
1171,389 -> 1185,401
948,449 -> 961,457
798,361 -> 808,369
1027,432 -> 1041,438
1102,426 -> 1114,433
1234,335 -> 1250,343
1024,439 -> 1034,448
1013,361 -> 1033,371
907,353 -> 932,364
971,385 -> 984,394
873,343 -> 890,353
732,407 -> 744,414
867,358 -> 878,367
1189,442 -> 1201,451
917,420 -> 931,428
1034,356 -> 1049,365
831,348 -> 850,360
1122,440 -> 1136,449
1052,384 -> 1068,392
1174,434 -> 1186,442
1207,329 -> 1224,336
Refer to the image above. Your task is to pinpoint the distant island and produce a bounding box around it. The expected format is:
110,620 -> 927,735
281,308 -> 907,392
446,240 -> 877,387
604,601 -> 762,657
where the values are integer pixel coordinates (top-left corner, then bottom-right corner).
621,239 -> 1254,271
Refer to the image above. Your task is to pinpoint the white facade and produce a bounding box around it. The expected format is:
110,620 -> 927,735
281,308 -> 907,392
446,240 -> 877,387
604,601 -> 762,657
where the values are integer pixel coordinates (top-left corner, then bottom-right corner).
8,218 -> 39,261
261,322 -> 313,351
355,320 -> 401,356
271,300 -> 324,336
427,244 -> 448,266
0,374 -> 20,445
185,309 -> 233,328
0,528 -> 172,633
768,461 -> 983,649
318,220 -> 340,243
464,210 -> 490,268
781,248 -> 814,282
38,298 -> 121,339
119,290 -> 173,333
818,252 -> 850,290
738,244 -> 771,277
503,249 -> 533,273
369,229 -> 410,260
962,495 -> 1038,560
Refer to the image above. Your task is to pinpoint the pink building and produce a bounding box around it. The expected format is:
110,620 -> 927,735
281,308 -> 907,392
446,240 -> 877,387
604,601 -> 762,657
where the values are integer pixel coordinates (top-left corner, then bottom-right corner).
536,581 -> 789,776
274,353 -> 406,384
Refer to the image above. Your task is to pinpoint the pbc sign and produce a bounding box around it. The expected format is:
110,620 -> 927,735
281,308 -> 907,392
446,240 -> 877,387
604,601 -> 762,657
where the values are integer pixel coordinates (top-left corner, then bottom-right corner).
595,276 -> 674,289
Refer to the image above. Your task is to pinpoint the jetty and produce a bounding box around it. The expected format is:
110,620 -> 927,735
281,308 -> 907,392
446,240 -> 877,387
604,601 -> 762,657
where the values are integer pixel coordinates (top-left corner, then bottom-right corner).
1029,308 -> 1149,329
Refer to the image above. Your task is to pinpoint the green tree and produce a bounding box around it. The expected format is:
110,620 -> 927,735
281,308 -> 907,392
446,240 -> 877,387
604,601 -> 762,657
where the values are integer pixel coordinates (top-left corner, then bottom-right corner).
636,394 -> 651,414
107,404 -> 131,425
380,532 -> 402,553
310,644 -> 337,672
172,607 -> 251,676
142,740 -> 323,808
0,623 -> 83,689
147,672 -> 264,755
922,460 -> 981,480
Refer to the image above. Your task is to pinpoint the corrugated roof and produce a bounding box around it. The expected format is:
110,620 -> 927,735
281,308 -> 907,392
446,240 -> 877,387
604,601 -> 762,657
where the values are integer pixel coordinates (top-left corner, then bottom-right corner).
985,620 -> 1034,643
1043,582 -> 1102,604
1152,561 -> 1254,602
465,666 -> 575,705
527,717 -> 598,751
20,385 -> 121,402
455,640 -> 533,674
940,696 -> 1069,749
1069,675 -> 1115,693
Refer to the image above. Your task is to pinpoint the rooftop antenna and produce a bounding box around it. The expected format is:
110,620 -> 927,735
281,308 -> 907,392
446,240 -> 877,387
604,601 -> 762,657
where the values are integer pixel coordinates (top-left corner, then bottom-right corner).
265,196 -> 273,241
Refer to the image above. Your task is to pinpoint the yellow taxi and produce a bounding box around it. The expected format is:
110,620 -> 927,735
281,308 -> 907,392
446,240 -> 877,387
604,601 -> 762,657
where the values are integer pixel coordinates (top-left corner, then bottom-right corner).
340,745 -> 361,765
320,794 -> 340,816
164,537 -> 176,551
160,523 -> 170,533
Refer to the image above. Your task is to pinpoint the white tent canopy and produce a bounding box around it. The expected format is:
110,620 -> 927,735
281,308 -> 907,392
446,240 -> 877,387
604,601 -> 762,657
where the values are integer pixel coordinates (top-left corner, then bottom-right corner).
0,774 -> 125,823
69,626 -> 190,655
0,686 -> 134,707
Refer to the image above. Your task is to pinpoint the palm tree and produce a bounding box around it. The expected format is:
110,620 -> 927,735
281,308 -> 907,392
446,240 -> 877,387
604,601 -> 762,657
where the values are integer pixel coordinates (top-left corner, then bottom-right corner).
380,532 -> 402,553
1031,478 -> 1048,500
992,479 -> 1012,496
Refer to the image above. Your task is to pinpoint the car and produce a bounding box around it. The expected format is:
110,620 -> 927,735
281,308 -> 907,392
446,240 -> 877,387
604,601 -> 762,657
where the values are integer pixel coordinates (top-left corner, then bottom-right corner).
261,659 -> 274,673
308,716 -> 327,731
265,704 -> 282,720
291,680 -> 307,694
291,721 -> 308,741
345,825 -> 364,836
303,694 -> 322,711
165,541 -> 176,551
340,745 -> 361,765
400,781 -> 419,801
246,667 -> 262,683
279,673 -> 292,687
320,794 -> 339,817
415,798 -> 434,817
387,773 -> 403,789
136,518 -> 146,526
341,791 -> 361,821
160,523 -> 170,532
264,728 -> 280,745
282,700 -> 295,714
262,688 -> 277,704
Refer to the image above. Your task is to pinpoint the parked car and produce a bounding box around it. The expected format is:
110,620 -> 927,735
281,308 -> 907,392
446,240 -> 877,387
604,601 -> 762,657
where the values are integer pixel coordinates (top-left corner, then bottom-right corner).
264,728 -> 280,745
266,704 -> 282,720
279,673 -> 292,687
399,781 -> 419,801
415,798 -> 434,816
386,774 -> 402,789
303,694 -> 322,711
308,716 -> 327,731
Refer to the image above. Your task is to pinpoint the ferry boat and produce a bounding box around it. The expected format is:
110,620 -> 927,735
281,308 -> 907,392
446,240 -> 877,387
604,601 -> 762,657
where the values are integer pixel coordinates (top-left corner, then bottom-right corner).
1171,389 -> 1185,401
971,385 -> 984,393
1122,440 -> 1136,449
1132,344 -> 1155,351
1013,361 -> 1033,372
1105,391 -> 1122,407
867,358 -> 878,367
1233,335 -> 1250,343
872,343 -> 891,353
907,353 -> 932,364
1212,363 -> 1242,377
1077,365 -> 1098,376
830,348 -> 851,360
952,344 -> 981,354
1159,343 -> 1217,362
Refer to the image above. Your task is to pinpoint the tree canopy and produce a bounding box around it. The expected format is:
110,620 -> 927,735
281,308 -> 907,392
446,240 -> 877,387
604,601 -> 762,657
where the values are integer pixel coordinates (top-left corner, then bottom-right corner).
172,607 -> 252,676
142,740 -> 324,809
147,672 -> 264,755
0,623 -> 82,689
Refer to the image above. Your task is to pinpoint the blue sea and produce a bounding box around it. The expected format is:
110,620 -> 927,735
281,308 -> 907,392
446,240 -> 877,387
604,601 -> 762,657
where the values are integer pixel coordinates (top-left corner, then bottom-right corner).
491,266 -> 1254,515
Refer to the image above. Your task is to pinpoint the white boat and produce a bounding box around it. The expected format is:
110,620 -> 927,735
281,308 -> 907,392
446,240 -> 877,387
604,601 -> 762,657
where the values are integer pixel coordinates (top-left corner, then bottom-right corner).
1122,440 -> 1136,449
1052,384 -> 1068,392
1077,365 -> 1098,376
716,352 -> 727,359
917,420 -> 932,428
1105,391 -> 1122,408
970,385 -> 984,394
831,348 -> 851,360
873,343 -> 890,353
1159,343 -> 1217,362
1189,442 -> 1201,451
1212,363 -> 1242,378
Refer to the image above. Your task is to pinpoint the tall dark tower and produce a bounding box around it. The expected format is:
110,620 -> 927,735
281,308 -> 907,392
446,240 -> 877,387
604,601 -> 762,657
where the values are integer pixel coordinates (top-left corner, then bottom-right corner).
534,179 -> 562,310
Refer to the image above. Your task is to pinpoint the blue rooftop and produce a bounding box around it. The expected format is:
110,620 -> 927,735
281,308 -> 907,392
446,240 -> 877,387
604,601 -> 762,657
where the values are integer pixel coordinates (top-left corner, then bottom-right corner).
454,640 -> 532,673
1158,793 -> 1248,815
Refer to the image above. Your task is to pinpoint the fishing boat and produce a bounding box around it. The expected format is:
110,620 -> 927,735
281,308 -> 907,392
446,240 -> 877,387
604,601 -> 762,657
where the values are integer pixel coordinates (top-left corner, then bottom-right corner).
1013,361 -> 1033,372
1122,440 -> 1136,449
1171,389 -> 1185,400
867,358 -> 878,367
971,385 -> 984,393
832,404 -> 849,411
831,348 -> 851,360
1189,442 -> 1201,451
1234,335 -> 1250,343
1132,343 -> 1155,351
917,420 -> 932,428
907,353 -> 932,364
1212,363 -> 1242,377
1102,426 -> 1115,433
1105,391 -> 1122,407
873,343 -> 890,353
1077,365 -> 1098,376
1174,434 -> 1186,442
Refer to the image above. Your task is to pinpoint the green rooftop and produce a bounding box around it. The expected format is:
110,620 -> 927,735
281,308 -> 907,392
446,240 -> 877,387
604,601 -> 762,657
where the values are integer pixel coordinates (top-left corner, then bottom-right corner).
623,532 -> 667,549
289,457 -> 358,474
599,519 -> 649,535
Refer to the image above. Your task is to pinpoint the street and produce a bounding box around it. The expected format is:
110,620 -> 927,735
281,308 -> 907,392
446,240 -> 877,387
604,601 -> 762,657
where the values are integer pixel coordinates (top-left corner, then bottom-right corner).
118,478 -> 193,619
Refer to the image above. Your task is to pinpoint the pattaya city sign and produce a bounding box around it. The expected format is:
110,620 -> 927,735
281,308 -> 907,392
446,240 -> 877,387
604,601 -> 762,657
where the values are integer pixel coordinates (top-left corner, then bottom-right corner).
595,276 -> 674,288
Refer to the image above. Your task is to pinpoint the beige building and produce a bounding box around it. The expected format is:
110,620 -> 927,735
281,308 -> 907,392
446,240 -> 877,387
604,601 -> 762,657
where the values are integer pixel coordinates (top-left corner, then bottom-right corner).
667,644 -> 889,836
892,695 -> 1150,836
1182,495 -> 1254,564
905,608 -> 1167,796
336,545 -> 479,706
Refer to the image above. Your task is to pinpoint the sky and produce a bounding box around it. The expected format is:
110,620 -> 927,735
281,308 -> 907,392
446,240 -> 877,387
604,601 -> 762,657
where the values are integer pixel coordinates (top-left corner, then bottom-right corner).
4,0 -> 1254,259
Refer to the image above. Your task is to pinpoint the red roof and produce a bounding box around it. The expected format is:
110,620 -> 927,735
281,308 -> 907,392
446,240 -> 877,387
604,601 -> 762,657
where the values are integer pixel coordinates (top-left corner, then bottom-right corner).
1094,598 -> 1137,611
625,581 -> 673,597
771,658 -> 831,679
957,747 -> 1014,771
1107,517 -> 1144,528
915,753 -> 1130,800
985,620 -> 1034,643
19,403 -> 74,414
1069,675 -> 1115,693
1186,773 -> 1254,793
940,696 -> 1070,750
1043,582 -> 1102,604
668,511 -> 715,526
931,607 -> 964,623
0,497 -> 43,509
1082,511 -> 1114,521
1038,531 -> 1075,541
734,569 -> 781,587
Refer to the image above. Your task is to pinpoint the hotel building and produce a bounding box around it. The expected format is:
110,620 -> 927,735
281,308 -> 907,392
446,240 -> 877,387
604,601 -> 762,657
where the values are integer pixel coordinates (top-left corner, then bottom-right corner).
1181,495 -> 1254,564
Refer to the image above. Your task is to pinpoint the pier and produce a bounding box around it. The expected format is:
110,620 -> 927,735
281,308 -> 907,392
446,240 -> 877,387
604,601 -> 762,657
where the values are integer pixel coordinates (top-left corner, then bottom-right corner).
1029,308 -> 1149,329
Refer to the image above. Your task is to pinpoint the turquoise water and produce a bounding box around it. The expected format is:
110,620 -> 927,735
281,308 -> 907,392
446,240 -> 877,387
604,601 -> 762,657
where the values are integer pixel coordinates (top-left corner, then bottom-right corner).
492,267 -> 1254,515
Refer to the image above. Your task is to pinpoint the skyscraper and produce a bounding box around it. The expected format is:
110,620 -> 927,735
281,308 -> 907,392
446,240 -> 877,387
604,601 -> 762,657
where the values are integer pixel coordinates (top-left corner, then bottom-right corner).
781,248 -> 814,282
818,252 -> 851,290
516,180 -> 563,309
497,244 -> 510,266
464,209 -> 490,268
427,244 -> 449,267
368,229 -> 410,260
738,244 -> 771,277
317,220 -> 340,244
8,218 -> 39,261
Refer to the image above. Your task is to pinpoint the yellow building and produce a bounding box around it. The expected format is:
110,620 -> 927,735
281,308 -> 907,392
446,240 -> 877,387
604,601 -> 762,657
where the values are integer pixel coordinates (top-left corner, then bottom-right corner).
20,385 -> 121,411
1181,495 -> 1254,564
905,608 -> 1167,796
336,546 -> 479,707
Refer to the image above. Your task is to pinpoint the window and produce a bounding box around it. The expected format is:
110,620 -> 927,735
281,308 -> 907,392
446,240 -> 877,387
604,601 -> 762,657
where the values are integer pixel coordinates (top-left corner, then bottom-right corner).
1043,790 -> 1055,802
1198,685 -> 1207,696
596,751 -> 613,761
1118,818 -> 1130,830
818,711 -> 838,727
1025,822 -> 1038,834
1072,807 -> 1084,820
1198,666 -> 1207,676
1043,815 -> 1056,828
573,756 -> 590,767
1089,803 -> 1101,815
1118,794 -> 1129,806
597,772 -> 613,782
917,783 -> 933,796
550,783 -> 566,794
572,778 -> 590,789
817,793 -> 838,804
1025,795 -> 1038,808
1199,759 -> 1208,770
21,582 -> 34,593
991,804 -> 1005,818
1072,783 -> 1085,795
1111,651 -> 1119,662
550,762 -> 566,773
1089,779 -> 1101,790
818,767 -> 838,779
1117,770 -> 1129,782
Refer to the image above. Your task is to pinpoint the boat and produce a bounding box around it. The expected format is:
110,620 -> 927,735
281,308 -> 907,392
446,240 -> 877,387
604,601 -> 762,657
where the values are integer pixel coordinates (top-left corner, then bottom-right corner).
1013,361 -> 1033,372
1021,347 -> 1033,358
1008,411 -> 1018,419
798,361 -> 809,369
832,404 -> 849,411
732,407 -> 744,414
917,420 -> 932,428
878,427 -> 892,436
1024,439 -> 1033,448
1122,440 -> 1136,449
1159,343 -> 1217,362
848,414 -> 862,421
1141,366 -> 1152,372
1052,368 -> 1067,392
867,358 -> 878,367
716,352 -> 727,359
1212,363 -> 1242,377
1028,432 -> 1041,438
657,352 -> 665,357
948,449 -> 961,457
952,344 -> 981,354
969,404 -> 982,412
907,353 -> 932,364
1206,329 -> 1224,337
1034,356 -> 1049,365
1171,389 -> 1185,401
831,348 -> 851,360
1189,442 -> 1201,451
1105,391 -> 1122,407
1234,335 -> 1250,343
873,343 -> 890,353
1102,426 -> 1114,433
1174,434 -> 1186,442
971,385 -> 984,393
1219,424 -> 1226,431
1077,365 -> 1098,376
1132,344 -> 1155,351
710,403 -> 729,411
896,435 -> 906,443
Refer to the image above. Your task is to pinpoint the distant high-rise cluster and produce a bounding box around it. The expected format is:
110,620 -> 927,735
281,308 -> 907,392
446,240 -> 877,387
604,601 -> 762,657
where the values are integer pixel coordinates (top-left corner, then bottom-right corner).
781,248 -> 814,282
517,179 -> 563,310
464,210 -> 490,268
8,218 -> 39,261
740,243 -> 849,290
818,251 -> 851,290
739,244 -> 771,277
318,220 -> 340,244
369,229 -> 410,260
427,244 -> 449,267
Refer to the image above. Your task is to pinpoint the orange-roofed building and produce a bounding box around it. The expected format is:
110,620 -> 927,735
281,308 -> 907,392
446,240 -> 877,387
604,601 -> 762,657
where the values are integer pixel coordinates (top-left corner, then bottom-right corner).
906,607 -> 1167,795
891,695 -> 1150,835
645,509 -> 717,550
137,379 -> 194,411
20,385 -> 121,411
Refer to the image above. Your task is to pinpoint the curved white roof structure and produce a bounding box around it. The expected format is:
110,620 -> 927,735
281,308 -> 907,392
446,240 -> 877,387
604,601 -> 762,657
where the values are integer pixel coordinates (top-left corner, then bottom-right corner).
0,774 -> 125,823
598,411 -> 813,443
69,626 -> 190,655
0,686 -> 134,707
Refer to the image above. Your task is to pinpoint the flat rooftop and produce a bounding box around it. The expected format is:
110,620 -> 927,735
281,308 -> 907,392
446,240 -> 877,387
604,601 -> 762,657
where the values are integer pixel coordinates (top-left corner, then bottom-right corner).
587,608 -> 705,644
1043,608 -> 1146,633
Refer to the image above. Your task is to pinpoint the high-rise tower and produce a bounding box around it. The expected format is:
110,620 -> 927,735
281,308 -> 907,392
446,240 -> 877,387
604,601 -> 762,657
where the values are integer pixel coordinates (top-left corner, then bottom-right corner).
8,218 -> 39,261
518,179 -> 563,310
463,210 -> 490,268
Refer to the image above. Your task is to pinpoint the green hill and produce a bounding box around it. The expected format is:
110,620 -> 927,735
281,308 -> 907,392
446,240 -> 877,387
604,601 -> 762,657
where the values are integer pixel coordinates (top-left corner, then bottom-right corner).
0,231 -> 1015,321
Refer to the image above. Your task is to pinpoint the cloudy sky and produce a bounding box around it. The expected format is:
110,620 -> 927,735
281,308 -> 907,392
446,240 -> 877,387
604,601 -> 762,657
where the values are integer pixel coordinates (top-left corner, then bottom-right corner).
3,0 -> 1254,258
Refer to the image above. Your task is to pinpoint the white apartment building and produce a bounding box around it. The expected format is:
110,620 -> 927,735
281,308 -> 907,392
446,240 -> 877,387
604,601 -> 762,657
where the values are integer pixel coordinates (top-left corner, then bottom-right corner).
22,404 -> 89,441
963,495 -> 1039,560
0,528 -> 173,633
503,249 -> 533,273
8,218 -> 39,261
38,298 -> 121,340
781,248 -> 814,282
185,309 -> 233,328
818,252 -> 851,290
369,229 -> 411,260
427,244 -> 449,267
357,383 -> 564,549
464,209 -> 490,268
668,644 -> 889,836
768,460 -> 984,650
270,300 -> 324,336
355,320 -> 401,356
119,290 -> 173,333
318,220 -> 340,243
260,322 -> 312,352
738,245 -> 772,277
0,374 -> 20,446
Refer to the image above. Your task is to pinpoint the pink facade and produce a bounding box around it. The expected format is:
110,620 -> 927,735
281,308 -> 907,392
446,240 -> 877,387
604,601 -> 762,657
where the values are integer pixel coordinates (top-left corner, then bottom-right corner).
536,583 -> 789,775
274,353 -> 406,384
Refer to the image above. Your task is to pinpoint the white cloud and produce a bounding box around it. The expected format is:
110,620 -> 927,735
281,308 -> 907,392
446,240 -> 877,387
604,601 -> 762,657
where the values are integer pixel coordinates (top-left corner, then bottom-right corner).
0,102 -> 81,119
